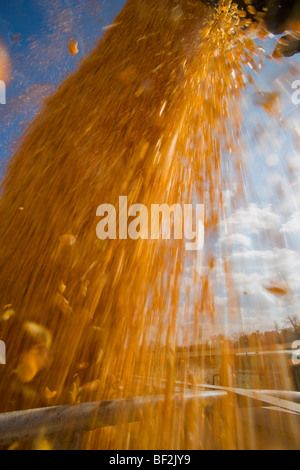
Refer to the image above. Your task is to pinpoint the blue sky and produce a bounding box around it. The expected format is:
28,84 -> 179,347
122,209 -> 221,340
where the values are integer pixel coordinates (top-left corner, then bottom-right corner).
0,0 -> 126,169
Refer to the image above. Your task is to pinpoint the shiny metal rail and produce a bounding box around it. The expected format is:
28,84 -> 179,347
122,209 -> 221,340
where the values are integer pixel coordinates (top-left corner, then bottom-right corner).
0,391 -> 226,448
1,387 -> 299,449
198,384 -> 300,414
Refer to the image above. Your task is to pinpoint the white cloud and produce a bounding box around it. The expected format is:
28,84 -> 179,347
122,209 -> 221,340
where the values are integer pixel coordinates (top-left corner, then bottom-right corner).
229,249 -> 275,263
241,314 -> 278,333
209,245 -> 300,334
280,212 -> 300,234
220,233 -> 252,248
187,204 -> 300,337
225,204 -> 281,235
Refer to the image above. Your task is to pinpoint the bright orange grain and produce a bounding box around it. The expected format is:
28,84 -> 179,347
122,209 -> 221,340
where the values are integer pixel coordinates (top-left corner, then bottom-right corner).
0,0 -> 296,450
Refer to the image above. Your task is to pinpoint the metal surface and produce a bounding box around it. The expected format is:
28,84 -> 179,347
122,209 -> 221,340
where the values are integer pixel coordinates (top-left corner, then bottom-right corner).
1,386 -> 299,448
199,384 -> 300,414
0,391 -> 226,447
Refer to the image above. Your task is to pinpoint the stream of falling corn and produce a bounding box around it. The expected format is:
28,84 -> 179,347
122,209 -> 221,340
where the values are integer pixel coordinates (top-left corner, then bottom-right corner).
0,0 -> 299,450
